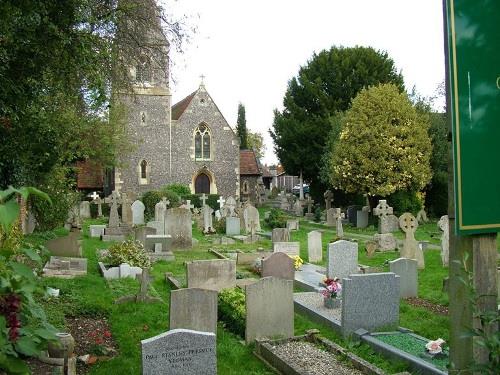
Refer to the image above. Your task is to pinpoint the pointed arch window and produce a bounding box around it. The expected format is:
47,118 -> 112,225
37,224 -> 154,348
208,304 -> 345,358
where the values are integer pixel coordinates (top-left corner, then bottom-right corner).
139,159 -> 149,185
194,124 -> 211,160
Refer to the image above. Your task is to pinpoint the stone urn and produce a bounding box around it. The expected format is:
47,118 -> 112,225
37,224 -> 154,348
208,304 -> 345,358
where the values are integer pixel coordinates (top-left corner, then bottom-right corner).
324,297 -> 341,309
48,332 -> 75,358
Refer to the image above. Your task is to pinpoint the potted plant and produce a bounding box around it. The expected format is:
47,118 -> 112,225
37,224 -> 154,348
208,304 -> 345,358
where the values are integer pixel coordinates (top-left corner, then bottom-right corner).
321,277 -> 342,309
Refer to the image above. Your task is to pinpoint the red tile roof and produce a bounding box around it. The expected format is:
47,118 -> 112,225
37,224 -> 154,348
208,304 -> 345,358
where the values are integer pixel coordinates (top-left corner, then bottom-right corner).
171,90 -> 197,120
240,150 -> 261,175
76,160 -> 104,189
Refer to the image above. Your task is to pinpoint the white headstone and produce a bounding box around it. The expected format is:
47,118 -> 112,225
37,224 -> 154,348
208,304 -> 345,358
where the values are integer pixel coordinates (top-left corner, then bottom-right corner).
131,200 -> 145,225
307,231 -> 322,263
438,215 -> 449,267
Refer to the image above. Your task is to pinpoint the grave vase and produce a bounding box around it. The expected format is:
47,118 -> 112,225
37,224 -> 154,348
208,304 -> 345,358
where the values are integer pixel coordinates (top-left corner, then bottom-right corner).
48,332 -> 75,358
323,297 -> 341,309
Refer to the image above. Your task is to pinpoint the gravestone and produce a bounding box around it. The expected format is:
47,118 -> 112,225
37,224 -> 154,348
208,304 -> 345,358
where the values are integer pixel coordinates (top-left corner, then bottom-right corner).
154,197 -> 169,225
341,273 -> 400,336
186,259 -> 236,291
272,228 -> 290,243
79,201 -> 91,219
399,213 -> 424,269
66,204 -> 81,230
225,196 -> 237,217
373,233 -> 397,251
169,288 -> 218,334
438,215 -> 449,267
261,252 -> 294,280
89,224 -> 106,238
131,200 -> 145,225
145,234 -> 172,254
373,200 -> 393,234
324,190 -> 333,210
165,208 -> 192,249
115,268 -> 162,304
236,252 -> 272,265
226,216 -> 240,235
242,203 -> 261,234
416,206 -> 429,223
334,209 -> 345,238
141,329 -> 216,375
121,192 -> 133,226
46,231 -> 82,257
307,230 -> 322,263
104,191 -> 124,238
286,219 -> 299,231
389,258 -> 418,298
134,226 -> 156,246
327,240 -> 358,280
279,192 -> 289,210
386,214 -> 400,232
91,193 -> 103,217
42,256 -> 87,278
202,205 -> 214,233
356,207 -> 369,228
245,277 -> 294,344
294,199 -> 303,216
146,220 -> 164,236
346,205 -> 362,225
326,208 -> 336,227
273,242 -> 300,256
304,196 -> 314,218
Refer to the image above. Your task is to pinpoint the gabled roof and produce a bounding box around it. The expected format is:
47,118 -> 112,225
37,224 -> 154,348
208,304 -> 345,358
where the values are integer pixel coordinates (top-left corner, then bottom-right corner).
171,90 -> 197,120
240,149 -> 262,175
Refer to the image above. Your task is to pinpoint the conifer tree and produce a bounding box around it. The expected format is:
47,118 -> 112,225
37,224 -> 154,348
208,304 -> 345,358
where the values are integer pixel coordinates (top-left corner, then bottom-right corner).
236,103 -> 248,149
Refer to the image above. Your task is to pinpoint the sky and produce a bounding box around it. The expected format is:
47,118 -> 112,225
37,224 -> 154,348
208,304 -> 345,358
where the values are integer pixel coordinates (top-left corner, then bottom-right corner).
165,0 -> 446,165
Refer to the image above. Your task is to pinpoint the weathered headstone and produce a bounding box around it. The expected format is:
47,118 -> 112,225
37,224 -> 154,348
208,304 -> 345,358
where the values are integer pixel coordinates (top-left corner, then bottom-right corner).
154,197 -> 169,224
273,242 -> 300,256
326,208 -> 336,227
279,192 -> 289,210
134,226 -> 156,246
294,199 -> 303,217
145,235 -> 172,253
356,207 -> 369,228
416,206 -> 429,223
373,233 -> 397,252
169,288 -> 218,334
91,193 -> 103,217
141,329 -> 216,375
386,214 -> 400,232
307,230 -> 322,263
438,215 -> 449,267
225,196 -> 237,217
324,190 -> 333,211
346,205 -> 362,226
79,201 -> 91,219
389,258 -> 418,298
202,205 -> 214,233
104,191 -> 123,236
42,256 -> 87,278
89,224 -> 106,238
304,195 -> 314,218
245,277 -> 294,344
146,220 -> 164,236
131,200 -> 145,225
286,219 -> 299,231
225,216 -> 240,235
242,202 -> 261,234
46,231 -> 82,257
399,213 -> 424,269
186,259 -> 236,291
272,228 -> 290,243
121,192 -> 133,226
334,209 -> 345,238
165,208 -> 192,249
261,252 -> 294,280
373,200 -> 393,234
341,273 -> 400,336
327,240 -> 358,280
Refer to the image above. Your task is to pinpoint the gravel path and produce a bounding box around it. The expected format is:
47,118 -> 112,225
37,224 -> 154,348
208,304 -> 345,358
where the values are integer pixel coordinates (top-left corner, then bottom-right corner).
272,341 -> 364,375
294,292 -> 342,321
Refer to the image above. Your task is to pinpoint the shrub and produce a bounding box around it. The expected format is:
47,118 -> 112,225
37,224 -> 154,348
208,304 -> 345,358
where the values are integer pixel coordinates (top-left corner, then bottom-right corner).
102,240 -> 151,269
160,183 -> 191,197
206,194 -> 220,210
182,194 -> 201,208
425,171 -> 448,218
264,209 -> 286,229
218,288 -> 246,337
213,217 -> 226,234
387,190 -> 422,215
141,190 -> 181,220
314,206 -> 322,222
270,186 -> 279,199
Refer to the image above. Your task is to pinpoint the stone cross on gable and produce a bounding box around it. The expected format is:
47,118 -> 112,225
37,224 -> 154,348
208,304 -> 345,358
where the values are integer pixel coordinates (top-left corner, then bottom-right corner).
217,196 -> 225,209
185,200 -> 194,211
306,195 -> 314,214
201,193 -> 208,207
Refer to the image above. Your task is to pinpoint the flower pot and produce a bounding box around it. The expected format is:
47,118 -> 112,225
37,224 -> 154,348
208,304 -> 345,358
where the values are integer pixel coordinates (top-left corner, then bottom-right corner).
324,297 -> 340,309
48,332 -> 75,358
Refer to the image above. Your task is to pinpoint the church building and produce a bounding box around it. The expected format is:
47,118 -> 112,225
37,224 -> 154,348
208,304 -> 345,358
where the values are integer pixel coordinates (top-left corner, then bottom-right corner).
113,13 -> 240,198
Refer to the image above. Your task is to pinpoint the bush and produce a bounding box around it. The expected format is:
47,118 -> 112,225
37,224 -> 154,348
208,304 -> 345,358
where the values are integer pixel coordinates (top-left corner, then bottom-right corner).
264,209 -> 287,229
206,194 -> 220,210
218,288 -> 246,337
102,240 -> 151,269
160,183 -> 191,197
270,186 -> 279,199
213,217 -> 226,234
30,168 -> 79,230
314,206 -> 322,222
141,190 -> 181,220
182,194 -> 201,208
387,190 -> 422,216
425,171 -> 448,218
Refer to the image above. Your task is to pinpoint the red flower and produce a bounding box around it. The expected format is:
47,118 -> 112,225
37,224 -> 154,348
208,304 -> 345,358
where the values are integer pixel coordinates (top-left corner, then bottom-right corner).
95,337 -> 104,345
103,330 -> 112,338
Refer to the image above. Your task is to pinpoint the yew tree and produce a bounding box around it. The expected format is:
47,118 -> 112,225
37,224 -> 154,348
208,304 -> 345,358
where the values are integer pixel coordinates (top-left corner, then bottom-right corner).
329,84 -> 432,197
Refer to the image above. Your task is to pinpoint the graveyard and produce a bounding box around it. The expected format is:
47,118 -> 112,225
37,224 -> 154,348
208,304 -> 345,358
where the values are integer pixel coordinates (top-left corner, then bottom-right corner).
11,193 -> 472,374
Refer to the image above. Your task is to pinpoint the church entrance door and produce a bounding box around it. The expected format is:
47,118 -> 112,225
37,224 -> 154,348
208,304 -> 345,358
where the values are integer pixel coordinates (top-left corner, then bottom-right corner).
195,173 -> 210,194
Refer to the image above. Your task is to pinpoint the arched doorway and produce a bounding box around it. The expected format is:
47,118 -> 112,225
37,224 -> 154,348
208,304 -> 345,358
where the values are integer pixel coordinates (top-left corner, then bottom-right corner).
195,173 -> 210,194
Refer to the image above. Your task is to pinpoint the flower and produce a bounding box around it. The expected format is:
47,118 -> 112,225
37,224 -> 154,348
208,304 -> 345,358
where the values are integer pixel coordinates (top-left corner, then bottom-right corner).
321,277 -> 342,299
425,338 -> 445,354
289,255 -> 303,270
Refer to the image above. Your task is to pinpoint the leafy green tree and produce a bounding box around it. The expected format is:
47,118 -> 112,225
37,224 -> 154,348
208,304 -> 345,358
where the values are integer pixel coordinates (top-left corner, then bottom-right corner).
236,103 -> 248,149
270,45 -> 404,193
329,84 -> 432,198
247,131 -> 266,159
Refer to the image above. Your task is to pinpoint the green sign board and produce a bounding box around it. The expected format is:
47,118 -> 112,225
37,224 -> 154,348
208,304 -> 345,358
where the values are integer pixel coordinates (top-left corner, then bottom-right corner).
445,0 -> 500,235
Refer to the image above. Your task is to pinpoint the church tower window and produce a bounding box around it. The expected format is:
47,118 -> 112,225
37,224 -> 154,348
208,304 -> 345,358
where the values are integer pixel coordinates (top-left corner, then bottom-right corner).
139,159 -> 149,185
194,124 -> 211,160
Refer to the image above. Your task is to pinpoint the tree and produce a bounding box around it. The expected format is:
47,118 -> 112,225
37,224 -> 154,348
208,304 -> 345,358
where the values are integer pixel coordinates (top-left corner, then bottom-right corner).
236,103 -> 248,149
329,84 -> 432,198
270,46 -> 404,193
247,131 -> 266,159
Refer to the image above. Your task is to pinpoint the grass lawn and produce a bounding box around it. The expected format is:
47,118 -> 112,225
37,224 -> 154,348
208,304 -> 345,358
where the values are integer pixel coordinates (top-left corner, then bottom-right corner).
30,206 -> 463,373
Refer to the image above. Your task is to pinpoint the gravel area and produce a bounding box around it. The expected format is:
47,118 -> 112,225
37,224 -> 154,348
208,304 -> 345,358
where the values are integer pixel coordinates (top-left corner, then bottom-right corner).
294,292 -> 342,321
404,297 -> 448,315
272,341 -> 364,375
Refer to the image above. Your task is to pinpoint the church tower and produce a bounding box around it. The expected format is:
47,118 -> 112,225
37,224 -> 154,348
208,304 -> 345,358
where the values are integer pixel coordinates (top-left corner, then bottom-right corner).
114,0 -> 172,194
